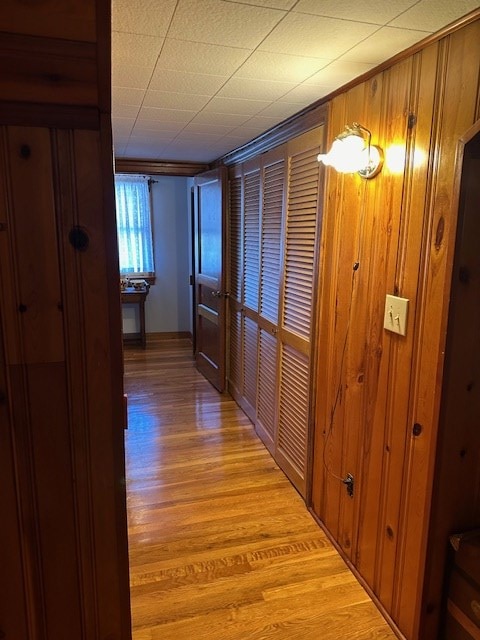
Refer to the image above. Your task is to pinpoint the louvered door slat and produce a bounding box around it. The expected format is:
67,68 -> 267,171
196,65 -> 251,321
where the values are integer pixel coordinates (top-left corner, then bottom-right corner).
278,343 -> 309,475
243,170 -> 260,311
229,309 -> 242,393
260,160 -> 284,324
229,177 -> 242,302
242,315 -> 258,411
257,328 -> 277,442
283,147 -> 319,340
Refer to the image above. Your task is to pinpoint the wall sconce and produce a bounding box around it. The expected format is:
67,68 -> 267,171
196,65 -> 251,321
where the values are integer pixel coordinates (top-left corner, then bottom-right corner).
317,123 -> 383,179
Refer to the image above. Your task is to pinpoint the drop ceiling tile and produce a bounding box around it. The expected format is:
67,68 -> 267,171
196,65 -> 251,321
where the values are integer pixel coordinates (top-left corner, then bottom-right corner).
229,125 -> 273,140
112,31 -> 164,68
389,0 -> 480,32
143,90 -> 211,110
191,112 -> 251,127
305,60 -> 377,86
112,135 -> 130,149
202,96 -> 271,115
246,114 -> 284,129
257,101 -> 303,118
157,38 -> 252,76
124,144 -> 168,159
175,131 -> 225,144
218,77 -> 296,101
113,143 -> 128,157
112,0 -> 176,36
112,104 -> 140,119
183,122 -> 236,135
112,65 -> 154,90
293,0 -> 419,25
222,131 -> 255,144
236,50 -> 330,82
342,26 -> 431,64
112,87 -> 145,106
112,116 -> 136,132
137,106 -> 196,123
132,121 -> 186,133
259,12 -> 379,58
168,0 -> 285,48
129,131 -> 179,142
159,147 -> 220,162
149,68 -> 228,95
279,83 -> 334,104
225,0 -> 296,7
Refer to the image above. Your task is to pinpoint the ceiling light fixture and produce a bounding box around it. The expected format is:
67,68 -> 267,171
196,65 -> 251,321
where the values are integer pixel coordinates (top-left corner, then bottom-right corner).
317,123 -> 383,179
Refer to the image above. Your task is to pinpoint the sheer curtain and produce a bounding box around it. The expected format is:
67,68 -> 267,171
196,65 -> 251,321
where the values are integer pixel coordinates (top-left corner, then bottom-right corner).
114,174 -> 154,276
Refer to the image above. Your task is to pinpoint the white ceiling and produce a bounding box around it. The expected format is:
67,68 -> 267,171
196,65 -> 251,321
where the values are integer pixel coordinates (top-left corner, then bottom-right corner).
111,0 -> 480,163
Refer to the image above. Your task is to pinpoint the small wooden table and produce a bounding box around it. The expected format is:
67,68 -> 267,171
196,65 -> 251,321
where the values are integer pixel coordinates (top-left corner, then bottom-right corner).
121,286 -> 149,348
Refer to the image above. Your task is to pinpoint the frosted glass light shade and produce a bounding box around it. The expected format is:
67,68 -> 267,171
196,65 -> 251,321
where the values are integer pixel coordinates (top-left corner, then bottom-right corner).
318,124 -> 383,179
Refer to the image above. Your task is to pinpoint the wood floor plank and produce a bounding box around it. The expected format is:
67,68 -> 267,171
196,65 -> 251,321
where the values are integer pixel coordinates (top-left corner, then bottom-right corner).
124,337 -> 397,639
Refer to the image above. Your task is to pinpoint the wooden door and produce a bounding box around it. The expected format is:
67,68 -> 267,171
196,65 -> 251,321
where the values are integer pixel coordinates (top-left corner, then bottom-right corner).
276,133 -> 322,496
194,167 -> 227,392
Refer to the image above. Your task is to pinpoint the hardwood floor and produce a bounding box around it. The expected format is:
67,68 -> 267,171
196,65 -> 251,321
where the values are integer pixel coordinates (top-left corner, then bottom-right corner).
124,337 -> 397,640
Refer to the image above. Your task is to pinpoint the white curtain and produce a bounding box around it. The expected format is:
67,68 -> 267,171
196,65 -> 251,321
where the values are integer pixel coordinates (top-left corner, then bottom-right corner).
114,175 -> 154,275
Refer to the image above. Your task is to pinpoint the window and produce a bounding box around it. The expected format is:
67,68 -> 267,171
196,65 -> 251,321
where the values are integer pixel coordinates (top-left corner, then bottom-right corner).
114,174 -> 154,278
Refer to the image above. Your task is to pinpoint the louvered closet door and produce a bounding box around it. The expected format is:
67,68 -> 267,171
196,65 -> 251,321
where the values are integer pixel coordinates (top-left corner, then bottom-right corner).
256,153 -> 285,452
277,131 -> 322,496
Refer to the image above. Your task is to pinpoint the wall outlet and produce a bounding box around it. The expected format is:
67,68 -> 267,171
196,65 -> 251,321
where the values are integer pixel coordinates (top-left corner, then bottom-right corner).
384,294 -> 409,336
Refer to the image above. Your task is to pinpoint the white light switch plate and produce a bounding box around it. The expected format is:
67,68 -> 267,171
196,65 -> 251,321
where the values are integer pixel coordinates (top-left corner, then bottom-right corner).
383,294 -> 409,336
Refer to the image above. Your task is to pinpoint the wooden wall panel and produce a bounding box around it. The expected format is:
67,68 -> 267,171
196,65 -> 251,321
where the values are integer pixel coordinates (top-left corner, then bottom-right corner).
398,21 -> 480,639
0,2 -> 131,638
0,340 -> 30,640
0,33 -> 98,107
311,94 -> 347,541
5,127 -> 65,365
311,15 -> 480,640
0,0 -> 96,42
371,58 -> 415,614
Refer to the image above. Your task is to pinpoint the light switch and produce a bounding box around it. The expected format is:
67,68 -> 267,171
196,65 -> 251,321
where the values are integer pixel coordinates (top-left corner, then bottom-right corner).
383,294 -> 409,336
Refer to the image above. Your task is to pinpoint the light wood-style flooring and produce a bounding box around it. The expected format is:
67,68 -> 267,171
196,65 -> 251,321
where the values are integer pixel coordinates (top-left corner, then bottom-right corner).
124,337 -> 397,640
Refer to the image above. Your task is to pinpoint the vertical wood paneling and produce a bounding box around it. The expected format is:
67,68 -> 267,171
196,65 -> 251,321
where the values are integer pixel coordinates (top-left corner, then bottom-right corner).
312,94 -> 348,540
398,21 -> 480,639
371,58 -> 415,612
243,169 -> 260,311
311,16 -> 480,640
335,82 -> 375,563
0,3 -> 131,639
0,336 -> 29,639
5,127 -> 64,365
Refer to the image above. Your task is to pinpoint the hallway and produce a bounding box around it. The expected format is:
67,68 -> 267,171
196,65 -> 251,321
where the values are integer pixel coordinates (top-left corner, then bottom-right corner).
124,337 -> 397,640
